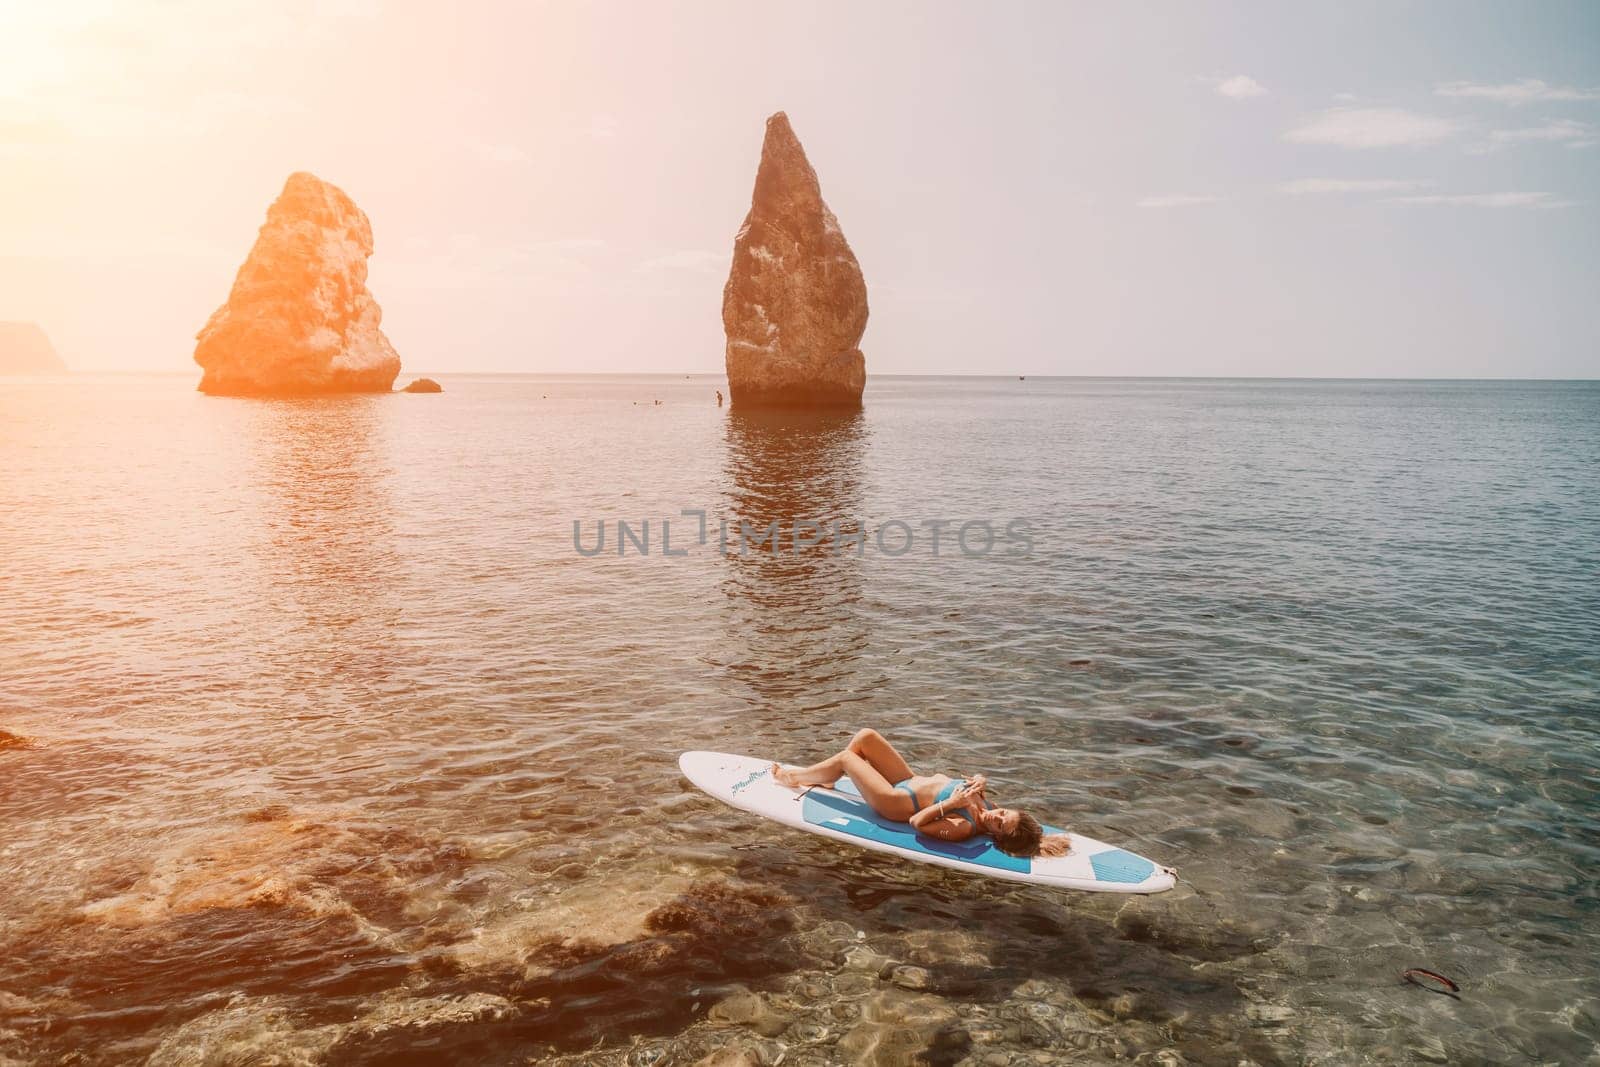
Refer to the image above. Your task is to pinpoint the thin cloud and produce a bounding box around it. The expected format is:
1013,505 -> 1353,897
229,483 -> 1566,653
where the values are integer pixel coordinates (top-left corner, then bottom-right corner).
1386,191 -> 1576,208
469,140 -> 530,164
1215,75 -> 1267,99
1280,178 -> 1433,195
1136,195 -> 1220,208
385,234 -> 609,288
1436,79 -> 1600,104
1285,108 -> 1462,149
1487,119 -> 1595,148
634,249 -> 728,274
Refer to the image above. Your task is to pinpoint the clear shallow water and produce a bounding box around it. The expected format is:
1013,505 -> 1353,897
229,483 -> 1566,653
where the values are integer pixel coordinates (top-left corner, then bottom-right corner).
1,374 -> 1597,1066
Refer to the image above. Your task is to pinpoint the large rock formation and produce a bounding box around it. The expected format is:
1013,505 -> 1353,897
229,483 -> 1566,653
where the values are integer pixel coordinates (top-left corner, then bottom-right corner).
0,322 -> 67,374
194,172 -> 400,396
722,112 -> 868,408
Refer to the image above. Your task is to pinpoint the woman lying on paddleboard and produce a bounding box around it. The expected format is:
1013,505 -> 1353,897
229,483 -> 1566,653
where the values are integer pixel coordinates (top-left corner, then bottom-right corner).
772,728 -> 1072,858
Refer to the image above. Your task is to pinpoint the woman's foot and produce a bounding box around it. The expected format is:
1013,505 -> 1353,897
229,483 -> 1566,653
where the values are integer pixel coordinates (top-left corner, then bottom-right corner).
772,756 -> 846,790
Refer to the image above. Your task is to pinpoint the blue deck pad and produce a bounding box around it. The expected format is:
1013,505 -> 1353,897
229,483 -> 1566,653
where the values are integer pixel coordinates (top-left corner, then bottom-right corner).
803,781 -> 1032,874
1089,848 -> 1157,884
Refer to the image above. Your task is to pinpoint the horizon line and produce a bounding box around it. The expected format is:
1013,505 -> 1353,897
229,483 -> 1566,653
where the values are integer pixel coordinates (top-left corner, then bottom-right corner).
31,370 -> 1600,384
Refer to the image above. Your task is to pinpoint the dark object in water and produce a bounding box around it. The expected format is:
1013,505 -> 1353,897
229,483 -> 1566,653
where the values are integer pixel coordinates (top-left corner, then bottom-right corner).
401,378 -> 442,393
1402,968 -> 1461,997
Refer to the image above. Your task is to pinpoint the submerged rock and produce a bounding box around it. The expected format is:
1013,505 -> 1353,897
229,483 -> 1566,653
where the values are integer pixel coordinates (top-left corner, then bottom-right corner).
707,987 -> 793,1037
838,988 -> 961,1065
0,322 -> 66,374
890,964 -> 934,990
347,992 -> 517,1040
76,808 -> 467,929
400,377 -> 442,393
692,1048 -> 764,1067
145,994 -> 340,1067
194,172 -> 401,396
722,112 -> 867,408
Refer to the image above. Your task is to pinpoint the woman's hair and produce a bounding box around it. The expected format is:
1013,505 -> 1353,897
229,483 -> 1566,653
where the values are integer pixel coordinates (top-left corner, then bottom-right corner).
993,812 -> 1043,857
992,813 -> 1072,858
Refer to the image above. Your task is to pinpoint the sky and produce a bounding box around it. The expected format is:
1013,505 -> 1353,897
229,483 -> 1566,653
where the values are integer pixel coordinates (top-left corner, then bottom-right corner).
1,0 -> 1597,378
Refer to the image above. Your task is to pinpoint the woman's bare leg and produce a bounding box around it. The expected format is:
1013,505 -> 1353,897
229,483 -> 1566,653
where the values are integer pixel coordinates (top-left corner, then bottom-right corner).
773,751 -> 849,789
775,728 -> 914,789
772,729 -> 919,820
836,750 -> 917,820
847,728 -> 914,785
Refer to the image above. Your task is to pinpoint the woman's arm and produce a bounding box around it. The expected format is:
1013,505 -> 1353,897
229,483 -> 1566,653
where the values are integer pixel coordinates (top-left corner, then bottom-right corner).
920,821 -> 975,842
912,811 -> 976,841
909,782 -> 980,841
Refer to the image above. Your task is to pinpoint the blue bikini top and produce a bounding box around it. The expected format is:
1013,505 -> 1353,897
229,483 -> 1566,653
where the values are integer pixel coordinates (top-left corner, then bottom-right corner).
897,778 -> 988,826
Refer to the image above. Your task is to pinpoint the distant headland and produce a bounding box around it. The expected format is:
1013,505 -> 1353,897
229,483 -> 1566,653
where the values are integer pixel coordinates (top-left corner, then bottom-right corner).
0,322 -> 68,375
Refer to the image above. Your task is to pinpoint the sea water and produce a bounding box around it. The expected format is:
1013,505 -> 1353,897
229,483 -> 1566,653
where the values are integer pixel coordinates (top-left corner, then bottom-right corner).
2,374 -> 1597,1064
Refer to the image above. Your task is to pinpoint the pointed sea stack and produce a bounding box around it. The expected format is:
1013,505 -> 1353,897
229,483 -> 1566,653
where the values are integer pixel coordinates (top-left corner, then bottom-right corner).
0,322 -> 67,374
722,112 -> 868,409
194,172 -> 400,396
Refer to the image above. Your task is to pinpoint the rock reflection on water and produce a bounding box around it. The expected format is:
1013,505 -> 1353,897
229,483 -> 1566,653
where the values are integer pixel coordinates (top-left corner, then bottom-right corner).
247,397 -> 403,673
718,409 -> 874,718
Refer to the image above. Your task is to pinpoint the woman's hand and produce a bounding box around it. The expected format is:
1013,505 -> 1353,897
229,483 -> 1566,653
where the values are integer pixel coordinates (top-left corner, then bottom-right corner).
950,779 -> 985,806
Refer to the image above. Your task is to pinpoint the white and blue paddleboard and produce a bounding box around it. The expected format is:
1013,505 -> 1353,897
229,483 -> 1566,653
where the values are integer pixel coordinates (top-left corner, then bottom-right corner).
680,751 -> 1175,894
